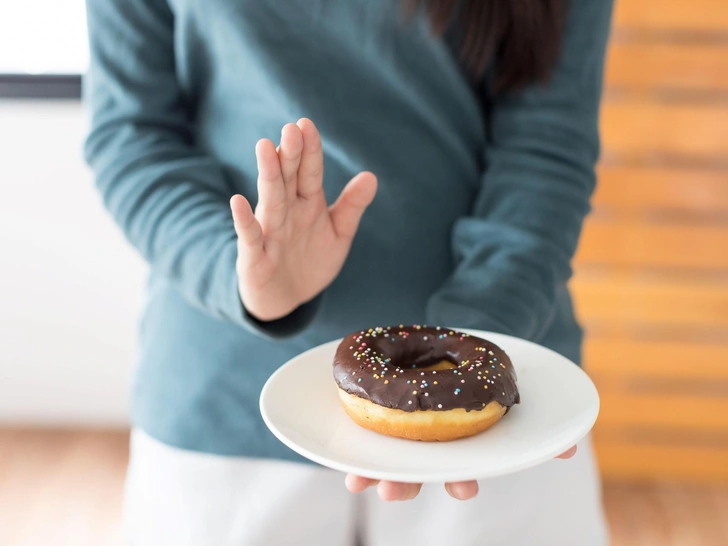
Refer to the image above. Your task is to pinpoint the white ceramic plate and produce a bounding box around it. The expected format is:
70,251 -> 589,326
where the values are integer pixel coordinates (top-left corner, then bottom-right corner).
260,330 -> 599,483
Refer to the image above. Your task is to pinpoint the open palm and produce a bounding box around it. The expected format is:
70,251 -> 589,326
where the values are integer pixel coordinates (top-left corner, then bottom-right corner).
231,119 -> 377,321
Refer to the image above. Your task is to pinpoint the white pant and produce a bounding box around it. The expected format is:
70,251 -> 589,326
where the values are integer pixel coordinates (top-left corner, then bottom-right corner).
124,429 -> 609,546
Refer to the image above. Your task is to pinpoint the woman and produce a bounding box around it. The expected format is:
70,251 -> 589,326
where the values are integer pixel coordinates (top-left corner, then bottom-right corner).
84,0 -> 613,544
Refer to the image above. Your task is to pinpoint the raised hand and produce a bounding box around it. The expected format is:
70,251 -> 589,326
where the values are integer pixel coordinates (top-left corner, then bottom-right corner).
230,119 -> 377,321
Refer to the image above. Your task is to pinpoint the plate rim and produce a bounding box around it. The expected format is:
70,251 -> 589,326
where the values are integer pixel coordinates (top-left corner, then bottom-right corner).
260,330 -> 600,483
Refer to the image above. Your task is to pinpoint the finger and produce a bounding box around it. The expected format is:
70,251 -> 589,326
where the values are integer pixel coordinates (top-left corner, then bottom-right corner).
296,118 -> 325,199
345,474 -> 379,493
278,123 -> 303,202
230,194 -> 264,262
255,138 -> 287,235
556,445 -> 577,459
377,481 -> 422,502
329,172 -> 377,240
445,481 -> 479,500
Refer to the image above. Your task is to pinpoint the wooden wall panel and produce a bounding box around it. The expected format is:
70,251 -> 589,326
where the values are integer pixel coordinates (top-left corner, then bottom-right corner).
571,276 -> 728,329
594,167 -> 728,214
577,221 -> 728,270
583,338 -> 728,382
606,43 -> 728,93
601,102 -> 728,159
580,0 -> 728,483
592,438 -> 728,483
614,0 -> 728,32
595,388 -> 728,431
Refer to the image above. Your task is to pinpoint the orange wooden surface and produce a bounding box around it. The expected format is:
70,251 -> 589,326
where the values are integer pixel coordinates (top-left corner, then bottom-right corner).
601,102 -> 728,159
577,221 -> 728,270
592,437 -> 728,483
571,275 -> 728,329
614,0 -> 728,33
596,392 -> 728,432
594,167 -> 728,214
579,0 -> 728,483
583,338 -> 728,382
606,43 -> 728,93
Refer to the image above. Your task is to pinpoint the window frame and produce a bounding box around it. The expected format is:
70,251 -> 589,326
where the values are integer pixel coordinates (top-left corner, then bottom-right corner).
0,74 -> 82,99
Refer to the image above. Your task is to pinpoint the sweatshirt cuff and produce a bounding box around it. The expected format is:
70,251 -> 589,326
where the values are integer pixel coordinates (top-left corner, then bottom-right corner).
241,295 -> 323,340
217,239 -> 322,339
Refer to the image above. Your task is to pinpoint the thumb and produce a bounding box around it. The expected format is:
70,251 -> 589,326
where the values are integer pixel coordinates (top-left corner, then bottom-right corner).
329,172 -> 377,241
230,194 -> 264,262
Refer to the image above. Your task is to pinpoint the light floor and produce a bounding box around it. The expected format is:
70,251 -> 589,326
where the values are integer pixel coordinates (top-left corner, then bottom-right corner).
1,429 -> 726,546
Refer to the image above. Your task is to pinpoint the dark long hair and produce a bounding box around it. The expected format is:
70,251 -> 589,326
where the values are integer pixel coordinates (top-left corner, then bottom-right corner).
405,0 -> 567,91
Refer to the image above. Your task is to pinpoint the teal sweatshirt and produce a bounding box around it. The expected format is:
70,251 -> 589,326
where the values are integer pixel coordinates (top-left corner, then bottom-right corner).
84,0 -> 613,459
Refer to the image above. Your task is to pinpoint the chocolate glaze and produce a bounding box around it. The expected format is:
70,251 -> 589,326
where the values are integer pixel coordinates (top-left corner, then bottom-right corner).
333,326 -> 520,413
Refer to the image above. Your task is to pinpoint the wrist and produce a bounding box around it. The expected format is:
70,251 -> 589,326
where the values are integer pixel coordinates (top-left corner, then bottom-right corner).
240,293 -> 324,339
239,286 -> 302,323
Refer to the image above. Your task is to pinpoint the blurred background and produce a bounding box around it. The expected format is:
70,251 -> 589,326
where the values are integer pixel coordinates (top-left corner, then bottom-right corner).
0,0 -> 726,544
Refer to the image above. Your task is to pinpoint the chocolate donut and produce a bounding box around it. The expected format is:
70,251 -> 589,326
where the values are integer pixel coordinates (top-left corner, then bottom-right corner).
333,325 -> 520,441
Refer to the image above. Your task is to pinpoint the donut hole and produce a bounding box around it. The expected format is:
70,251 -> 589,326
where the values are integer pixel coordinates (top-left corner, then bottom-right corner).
420,359 -> 458,371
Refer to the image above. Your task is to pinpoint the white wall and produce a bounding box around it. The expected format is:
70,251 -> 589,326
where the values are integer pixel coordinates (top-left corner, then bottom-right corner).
0,100 -> 147,426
